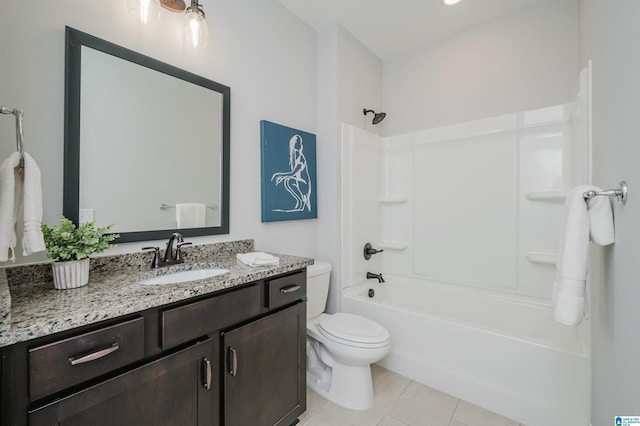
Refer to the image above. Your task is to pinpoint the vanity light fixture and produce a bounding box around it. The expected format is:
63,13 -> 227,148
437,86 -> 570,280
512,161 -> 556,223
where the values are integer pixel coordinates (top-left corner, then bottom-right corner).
128,0 -> 208,49
183,0 -> 208,49
159,0 -> 186,12
127,0 -> 160,24
443,0 -> 462,6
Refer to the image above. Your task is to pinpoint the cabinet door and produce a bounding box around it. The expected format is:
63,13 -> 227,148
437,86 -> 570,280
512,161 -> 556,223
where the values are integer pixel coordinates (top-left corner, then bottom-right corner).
29,338 -> 217,426
223,302 -> 306,426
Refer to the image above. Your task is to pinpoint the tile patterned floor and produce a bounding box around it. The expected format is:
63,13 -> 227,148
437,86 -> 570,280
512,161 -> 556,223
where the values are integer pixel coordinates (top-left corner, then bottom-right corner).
299,365 -> 524,426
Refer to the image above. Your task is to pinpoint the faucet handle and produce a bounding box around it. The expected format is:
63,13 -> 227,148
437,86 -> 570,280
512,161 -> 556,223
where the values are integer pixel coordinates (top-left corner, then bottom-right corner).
175,241 -> 192,262
363,242 -> 384,260
142,246 -> 161,268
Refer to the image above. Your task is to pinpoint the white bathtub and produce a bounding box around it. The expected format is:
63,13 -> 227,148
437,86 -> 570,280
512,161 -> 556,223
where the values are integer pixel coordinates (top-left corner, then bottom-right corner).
342,276 -> 590,426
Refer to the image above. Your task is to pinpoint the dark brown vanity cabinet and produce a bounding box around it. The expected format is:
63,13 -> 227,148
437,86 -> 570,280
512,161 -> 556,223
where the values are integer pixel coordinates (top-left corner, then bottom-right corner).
28,338 -> 216,426
0,269 -> 307,426
223,302 -> 306,426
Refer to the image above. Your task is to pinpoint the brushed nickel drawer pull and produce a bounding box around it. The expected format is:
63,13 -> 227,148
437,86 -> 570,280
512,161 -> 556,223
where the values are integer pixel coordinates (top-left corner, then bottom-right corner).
229,347 -> 238,377
203,357 -> 212,390
280,285 -> 301,294
68,343 -> 120,366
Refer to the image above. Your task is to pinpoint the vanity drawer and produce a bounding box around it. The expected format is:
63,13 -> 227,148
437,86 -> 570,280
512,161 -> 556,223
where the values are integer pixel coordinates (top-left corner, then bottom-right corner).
161,283 -> 261,350
28,316 -> 144,401
266,270 -> 306,310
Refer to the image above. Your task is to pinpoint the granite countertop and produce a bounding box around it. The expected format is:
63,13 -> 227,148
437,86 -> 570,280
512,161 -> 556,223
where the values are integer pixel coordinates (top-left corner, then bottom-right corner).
0,241 -> 313,347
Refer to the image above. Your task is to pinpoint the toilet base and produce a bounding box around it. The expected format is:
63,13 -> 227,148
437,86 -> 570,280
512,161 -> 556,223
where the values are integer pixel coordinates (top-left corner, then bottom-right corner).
306,350 -> 375,411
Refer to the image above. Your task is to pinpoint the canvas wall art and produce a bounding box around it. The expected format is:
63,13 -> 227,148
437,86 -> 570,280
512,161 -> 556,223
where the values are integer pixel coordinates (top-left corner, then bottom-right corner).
260,120 -> 317,222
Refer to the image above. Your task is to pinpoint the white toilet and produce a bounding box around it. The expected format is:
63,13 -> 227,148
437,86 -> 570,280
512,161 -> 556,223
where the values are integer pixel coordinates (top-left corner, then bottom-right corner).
306,261 -> 391,410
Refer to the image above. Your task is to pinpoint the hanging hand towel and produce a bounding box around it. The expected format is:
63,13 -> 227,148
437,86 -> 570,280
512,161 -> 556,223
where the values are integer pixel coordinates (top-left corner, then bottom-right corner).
176,203 -> 206,228
0,152 -> 22,262
21,153 -> 46,256
553,185 -> 614,326
236,252 -> 280,267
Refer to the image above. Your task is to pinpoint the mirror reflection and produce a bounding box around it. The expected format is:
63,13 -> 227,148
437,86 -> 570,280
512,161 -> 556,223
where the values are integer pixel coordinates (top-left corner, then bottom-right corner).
64,27 -> 230,242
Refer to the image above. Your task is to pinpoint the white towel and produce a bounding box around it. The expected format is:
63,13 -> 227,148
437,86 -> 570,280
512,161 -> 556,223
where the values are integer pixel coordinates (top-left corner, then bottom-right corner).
0,152 -> 22,262
0,152 -> 46,262
21,153 -> 45,256
236,252 -> 280,267
176,203 -> 206,228
553,186 -> 615,326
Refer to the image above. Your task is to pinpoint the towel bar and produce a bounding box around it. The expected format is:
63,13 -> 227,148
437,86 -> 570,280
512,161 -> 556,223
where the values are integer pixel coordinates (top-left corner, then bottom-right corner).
1,106 -> 25,170
583,181 -> 627,203
160,203 -> 218,211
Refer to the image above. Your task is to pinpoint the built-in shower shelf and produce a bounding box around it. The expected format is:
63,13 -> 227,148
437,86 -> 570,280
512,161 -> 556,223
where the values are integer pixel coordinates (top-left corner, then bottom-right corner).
525,191 -> 567,201
377,241 -> 408,250
526,252 -> 557,265
378,196 -> 409,204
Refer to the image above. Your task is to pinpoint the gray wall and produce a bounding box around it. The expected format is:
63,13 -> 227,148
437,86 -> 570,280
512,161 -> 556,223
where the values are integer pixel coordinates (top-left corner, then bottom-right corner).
0,1 -> 320,264
316,24 -> 383,313
383,1 -> 579,135
589,0 -> 640,423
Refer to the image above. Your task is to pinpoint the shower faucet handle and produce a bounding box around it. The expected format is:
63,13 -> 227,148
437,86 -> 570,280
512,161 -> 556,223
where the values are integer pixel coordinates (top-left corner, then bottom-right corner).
363,242 -> 384,260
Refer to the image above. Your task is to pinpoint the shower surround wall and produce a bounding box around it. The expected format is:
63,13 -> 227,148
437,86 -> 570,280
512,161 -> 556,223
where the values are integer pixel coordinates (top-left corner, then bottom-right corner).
341,99 -> 590,425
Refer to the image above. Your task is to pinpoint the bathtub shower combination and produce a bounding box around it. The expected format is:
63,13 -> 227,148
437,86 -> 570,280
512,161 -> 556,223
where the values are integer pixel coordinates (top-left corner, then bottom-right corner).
343,278 -> 588,426
340,71 -> 592,426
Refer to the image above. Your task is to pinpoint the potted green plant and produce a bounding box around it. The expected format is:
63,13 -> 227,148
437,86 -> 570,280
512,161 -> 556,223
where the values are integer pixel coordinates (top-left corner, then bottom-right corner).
41,217 -> 119,290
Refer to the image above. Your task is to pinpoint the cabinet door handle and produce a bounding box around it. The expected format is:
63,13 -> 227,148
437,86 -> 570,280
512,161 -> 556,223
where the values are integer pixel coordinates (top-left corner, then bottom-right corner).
228,347 -> 238,377
280,284 -> 301,294
68,343 -> 120,366
202,357 -> 212,390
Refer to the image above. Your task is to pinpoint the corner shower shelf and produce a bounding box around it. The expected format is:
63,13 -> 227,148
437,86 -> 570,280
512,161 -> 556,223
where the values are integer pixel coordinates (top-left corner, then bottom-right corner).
525,191 -> 567,201
378,196 -> 409,204
526,252 -> 557,265
377,241 -> 408,250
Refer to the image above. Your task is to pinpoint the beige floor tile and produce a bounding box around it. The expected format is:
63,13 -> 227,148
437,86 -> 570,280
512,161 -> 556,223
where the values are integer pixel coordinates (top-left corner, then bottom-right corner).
387,381 -> 459,426
300,367 -> 522,426
451,400 -> 519,426
299,388 -> 331,425
371,364 -> 412,408
378,414 -> 410,426
302,402 -> 384,426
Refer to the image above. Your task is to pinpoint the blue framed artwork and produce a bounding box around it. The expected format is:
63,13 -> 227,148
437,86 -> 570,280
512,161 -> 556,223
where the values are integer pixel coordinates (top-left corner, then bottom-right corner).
260,120 -> 317,222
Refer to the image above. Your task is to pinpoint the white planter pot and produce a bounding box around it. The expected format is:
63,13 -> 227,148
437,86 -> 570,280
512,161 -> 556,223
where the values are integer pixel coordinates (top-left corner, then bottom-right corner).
51,258 -> 90,290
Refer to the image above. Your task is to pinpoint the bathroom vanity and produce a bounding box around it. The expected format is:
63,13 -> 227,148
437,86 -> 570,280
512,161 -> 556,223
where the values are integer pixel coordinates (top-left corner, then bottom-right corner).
0,241 -> 310,426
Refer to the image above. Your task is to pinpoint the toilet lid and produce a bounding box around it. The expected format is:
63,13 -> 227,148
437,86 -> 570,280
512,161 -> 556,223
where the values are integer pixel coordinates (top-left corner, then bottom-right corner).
318,313 -> 390,345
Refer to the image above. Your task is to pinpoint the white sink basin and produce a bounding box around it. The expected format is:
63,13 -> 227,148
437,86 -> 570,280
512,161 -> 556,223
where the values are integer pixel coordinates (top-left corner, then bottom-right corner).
138,268 -> 230,285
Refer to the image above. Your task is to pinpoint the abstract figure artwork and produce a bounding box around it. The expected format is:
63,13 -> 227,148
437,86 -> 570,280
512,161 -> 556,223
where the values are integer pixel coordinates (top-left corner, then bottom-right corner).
260,120 -> 317,222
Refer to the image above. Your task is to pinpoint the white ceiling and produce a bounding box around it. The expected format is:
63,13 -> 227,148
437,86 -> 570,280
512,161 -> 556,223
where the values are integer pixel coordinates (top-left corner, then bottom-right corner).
277,0 -> 569,60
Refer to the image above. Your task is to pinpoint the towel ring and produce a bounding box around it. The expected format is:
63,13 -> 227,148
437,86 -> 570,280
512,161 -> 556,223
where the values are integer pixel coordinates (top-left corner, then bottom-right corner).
583,181 -> 627,203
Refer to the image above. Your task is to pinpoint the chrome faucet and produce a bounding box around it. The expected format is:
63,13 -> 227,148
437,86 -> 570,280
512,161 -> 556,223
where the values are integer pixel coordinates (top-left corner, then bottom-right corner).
142,232 -> 192,268
366,272 -> 385,283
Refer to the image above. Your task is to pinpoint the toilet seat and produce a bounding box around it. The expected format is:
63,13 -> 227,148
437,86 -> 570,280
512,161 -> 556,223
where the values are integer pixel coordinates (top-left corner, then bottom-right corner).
318,313 -> 390,348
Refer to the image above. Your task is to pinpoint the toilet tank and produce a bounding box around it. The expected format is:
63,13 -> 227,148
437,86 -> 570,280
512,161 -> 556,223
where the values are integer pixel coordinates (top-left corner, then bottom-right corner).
306,261 -> 332,319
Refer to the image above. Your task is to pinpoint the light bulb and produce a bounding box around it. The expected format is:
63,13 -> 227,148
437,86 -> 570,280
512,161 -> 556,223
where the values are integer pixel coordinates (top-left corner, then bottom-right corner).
443,0 -> 462,5
127,0 -> 159,24
183,8 -> 208,49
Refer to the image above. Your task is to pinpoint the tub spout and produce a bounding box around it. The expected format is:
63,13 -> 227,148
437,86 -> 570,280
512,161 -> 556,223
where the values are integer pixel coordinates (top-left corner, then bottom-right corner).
366,272 -> 385,283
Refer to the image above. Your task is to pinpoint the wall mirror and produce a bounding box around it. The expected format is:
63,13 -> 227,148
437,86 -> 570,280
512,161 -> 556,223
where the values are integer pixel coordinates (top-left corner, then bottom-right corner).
64,27 -> 230,243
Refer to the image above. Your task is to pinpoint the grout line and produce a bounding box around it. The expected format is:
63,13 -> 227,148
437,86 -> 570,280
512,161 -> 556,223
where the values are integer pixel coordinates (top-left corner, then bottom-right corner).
394,378 -> 412,400
447,398 -> 462,426
383,413 -> 410,426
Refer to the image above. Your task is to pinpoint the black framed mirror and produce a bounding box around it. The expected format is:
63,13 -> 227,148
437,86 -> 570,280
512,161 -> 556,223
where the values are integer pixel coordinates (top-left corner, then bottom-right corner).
64,27 -> 230,243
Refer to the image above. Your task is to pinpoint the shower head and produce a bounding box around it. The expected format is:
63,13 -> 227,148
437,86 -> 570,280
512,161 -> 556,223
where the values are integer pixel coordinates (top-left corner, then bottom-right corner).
363,109 -> 386,125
